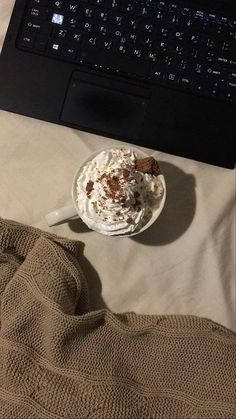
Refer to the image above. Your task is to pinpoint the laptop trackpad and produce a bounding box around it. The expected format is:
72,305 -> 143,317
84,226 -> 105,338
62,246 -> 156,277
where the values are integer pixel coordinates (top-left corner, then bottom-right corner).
60,71 -> 150,139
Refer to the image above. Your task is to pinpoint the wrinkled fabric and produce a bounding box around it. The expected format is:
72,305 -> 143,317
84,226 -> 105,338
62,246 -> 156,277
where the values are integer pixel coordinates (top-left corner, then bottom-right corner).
0,219 -> 235,418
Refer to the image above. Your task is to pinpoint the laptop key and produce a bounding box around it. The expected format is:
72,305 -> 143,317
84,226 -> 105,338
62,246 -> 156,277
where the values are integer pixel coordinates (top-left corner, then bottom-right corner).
53,28 -> 68,39
109,12 -> 124,27
163,71 -> 179,84
145,51 -> 158,63
67,17 -> 78,29
149,67 -> 165,81
91,0 -> 106,5
113,39 -> 128,55
51,0 -> 64,11
31,0 -> 49,6
20,31 -> 36,48
28,7 -> 49,20
35,36 -> 48,51
130,48 -> 143,59
107,0 -> 123,11
81,48 -> 148,77
70,31 -> 83,43
62,44 -> 78,59
48,39 -> 63,54
85,7 -> 96,18
78,21 -> 93,32
83,34 -> 98,48
178,76 -> 192,89
51,12 -> 65,25
25,19 -> 42,31
66,3 -> 79,14
99,37 -> 113,51
97,11 -> 108,22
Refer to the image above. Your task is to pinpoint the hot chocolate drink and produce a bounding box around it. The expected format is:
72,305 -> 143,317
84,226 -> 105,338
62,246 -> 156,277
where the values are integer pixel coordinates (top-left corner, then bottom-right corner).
76,148 -> 165,236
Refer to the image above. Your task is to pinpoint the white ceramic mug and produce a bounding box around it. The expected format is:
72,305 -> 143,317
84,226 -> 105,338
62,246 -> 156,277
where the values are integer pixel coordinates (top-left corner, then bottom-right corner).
45,147 -> 166,237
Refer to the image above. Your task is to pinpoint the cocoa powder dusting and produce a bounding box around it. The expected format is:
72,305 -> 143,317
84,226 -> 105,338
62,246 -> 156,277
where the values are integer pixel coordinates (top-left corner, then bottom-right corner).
107,176 -> 120,193
100,173 -> 125,201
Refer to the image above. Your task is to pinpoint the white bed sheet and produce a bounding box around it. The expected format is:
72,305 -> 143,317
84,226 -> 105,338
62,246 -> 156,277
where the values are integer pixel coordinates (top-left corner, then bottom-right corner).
0,0 -> 235,332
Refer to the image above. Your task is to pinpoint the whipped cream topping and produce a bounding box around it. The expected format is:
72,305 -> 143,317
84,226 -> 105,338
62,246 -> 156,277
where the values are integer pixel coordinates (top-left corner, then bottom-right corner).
76,148 -> 164,236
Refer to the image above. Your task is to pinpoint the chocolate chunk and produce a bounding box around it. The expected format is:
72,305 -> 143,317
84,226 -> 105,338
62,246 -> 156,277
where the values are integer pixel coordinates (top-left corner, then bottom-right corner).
126,217 -> 133,224
86,180 -> 94,197
135,157 -> 160,176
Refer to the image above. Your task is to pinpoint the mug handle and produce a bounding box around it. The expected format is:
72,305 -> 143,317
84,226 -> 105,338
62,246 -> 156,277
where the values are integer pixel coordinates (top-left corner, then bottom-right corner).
45,206 -> 78,227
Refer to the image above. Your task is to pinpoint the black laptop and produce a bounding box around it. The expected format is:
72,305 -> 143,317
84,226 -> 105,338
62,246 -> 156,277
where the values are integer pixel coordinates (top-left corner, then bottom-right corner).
0,0 -> 235,168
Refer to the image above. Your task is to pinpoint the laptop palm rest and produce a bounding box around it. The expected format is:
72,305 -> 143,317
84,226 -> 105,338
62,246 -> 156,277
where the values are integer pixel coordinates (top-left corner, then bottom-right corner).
60,71 -> 150,139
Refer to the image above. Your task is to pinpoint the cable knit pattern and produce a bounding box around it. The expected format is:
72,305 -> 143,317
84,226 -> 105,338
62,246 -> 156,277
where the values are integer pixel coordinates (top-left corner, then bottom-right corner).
0,219 -> 235,418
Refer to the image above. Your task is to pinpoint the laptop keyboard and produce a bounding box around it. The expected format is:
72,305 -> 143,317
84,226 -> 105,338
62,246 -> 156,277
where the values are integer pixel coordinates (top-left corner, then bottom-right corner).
17,0 -> 236,104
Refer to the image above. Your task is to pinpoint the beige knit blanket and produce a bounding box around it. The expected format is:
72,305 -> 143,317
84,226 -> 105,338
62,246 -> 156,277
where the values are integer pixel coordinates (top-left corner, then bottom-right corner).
0,219 -> 235,418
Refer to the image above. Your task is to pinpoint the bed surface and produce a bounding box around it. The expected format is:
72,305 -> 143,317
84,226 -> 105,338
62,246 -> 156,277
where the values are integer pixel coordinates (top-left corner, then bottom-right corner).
0,0 -> 235,332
